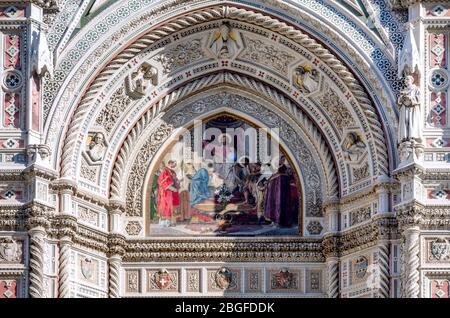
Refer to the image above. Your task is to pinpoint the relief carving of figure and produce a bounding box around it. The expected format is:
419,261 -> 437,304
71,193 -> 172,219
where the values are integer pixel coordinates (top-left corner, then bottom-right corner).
0,238 -> 21,262
209,22 -> 243,59
86,132 -> 106,162
126,64 -> 158,98
293,65 -> 320,94
342,132 -> 366,162
31,29 -> 53,78
397,75 -> 422,144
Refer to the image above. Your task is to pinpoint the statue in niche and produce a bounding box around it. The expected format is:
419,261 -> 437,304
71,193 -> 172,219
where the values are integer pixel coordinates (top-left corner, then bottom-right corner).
342,132 -> 366,162
209,22 -> 243,59
125,63 -> 158,98
293,65 -> 320,94
86,132 -> 106,162
397,75 -> 422,144
31,29 -> 53,78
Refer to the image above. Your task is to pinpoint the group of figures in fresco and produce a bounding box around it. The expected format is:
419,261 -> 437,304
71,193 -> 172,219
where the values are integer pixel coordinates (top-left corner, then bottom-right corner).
149,116 -> 300,236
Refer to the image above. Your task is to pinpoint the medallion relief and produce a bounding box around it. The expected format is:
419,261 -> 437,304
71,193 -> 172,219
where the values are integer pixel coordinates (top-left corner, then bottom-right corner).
148,269 -> 179,292
0,238 -> 22,263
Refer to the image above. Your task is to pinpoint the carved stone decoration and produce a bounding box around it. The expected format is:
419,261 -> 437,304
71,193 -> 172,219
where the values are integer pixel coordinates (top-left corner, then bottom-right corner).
306,270 -> 322,293
30,29 -> 53,78
125,270 -> 140,293
268,269 -> 300,292
350,206 -> 371,226
342,132 -> 366,163
109,256 -> 121,298
378,242 -> 391,298
397,75 -> 422,145
2,70 -> 23,92
207,22 -> 243,59
352,162 -> 370,183
246,270 -> 262,293
354,256 -> 369,279
307,221 -> 323,235
125,63 -> 158,98
429,238 -> 450,261
80,257 -> 97,283
186,269 -> 201,293
125,239 -> 324,262
320,86 -> 355,133
208,268 -> 239,292
80,157 -> 98,182
95,86 -> 132,134
58,239 -> 72,298
78,206 -> 98,226
398,23 -> 421,79
86,132 -> 107,163
155,39 -> 204,75
125,221 -> 142,236
240,39 -> 295,75
0,238 -> 22,262
28,228 -> 45,298
148,269 -> 179,291
214,267 -> 233,290
293,64 -> 321,94
326,259 -> 339,298
402,227 -> 420,298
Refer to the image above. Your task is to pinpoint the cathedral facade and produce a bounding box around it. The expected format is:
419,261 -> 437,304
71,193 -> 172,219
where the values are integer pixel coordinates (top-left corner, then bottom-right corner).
0,0 -> 450,298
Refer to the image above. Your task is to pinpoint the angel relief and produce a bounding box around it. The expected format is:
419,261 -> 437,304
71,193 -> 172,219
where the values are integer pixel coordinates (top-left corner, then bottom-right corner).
147,115 -> 302,236
207,22 -> 243,59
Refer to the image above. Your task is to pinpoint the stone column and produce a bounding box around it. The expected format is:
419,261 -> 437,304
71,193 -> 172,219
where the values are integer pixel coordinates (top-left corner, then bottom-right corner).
52,181 -> 77,298
375,175 -> 393,215
323,199 -> 340,298
107,201 -> 126,298
108,255 -> 121,298
28,226 -> 45,298
402,226 -> 420,298
377,240 -> 390,298
57,235 -> 73,298
326,257 -> 339,298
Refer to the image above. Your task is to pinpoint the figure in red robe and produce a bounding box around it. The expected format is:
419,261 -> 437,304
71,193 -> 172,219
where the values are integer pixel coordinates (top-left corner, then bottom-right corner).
157,160 -> 180,226
263,164 -> 298,227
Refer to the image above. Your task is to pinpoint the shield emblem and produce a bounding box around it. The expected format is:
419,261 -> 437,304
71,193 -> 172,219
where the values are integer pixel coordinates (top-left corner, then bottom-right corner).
155,269 -> 172,289
431,239 -> 449,260
355,256 -> 368,279
80,257 -> 94,281
215,267 -> 233,290
274,269 -> 294,289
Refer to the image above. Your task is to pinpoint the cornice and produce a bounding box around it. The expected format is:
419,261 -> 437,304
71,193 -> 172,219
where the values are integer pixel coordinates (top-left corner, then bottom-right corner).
123,238 -> 324,263
395,200 -> 450,230
323,215 -> 399,257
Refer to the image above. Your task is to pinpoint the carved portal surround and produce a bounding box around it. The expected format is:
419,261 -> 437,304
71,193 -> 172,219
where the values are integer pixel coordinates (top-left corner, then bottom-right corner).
40,3 -> 398,297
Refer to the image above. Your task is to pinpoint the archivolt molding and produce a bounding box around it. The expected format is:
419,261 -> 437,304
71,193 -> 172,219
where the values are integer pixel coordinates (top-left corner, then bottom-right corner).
47,2 -> 396,174
59,9 -> 390,189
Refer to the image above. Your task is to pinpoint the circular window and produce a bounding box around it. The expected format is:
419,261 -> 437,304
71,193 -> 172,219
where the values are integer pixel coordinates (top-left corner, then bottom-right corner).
429,68 -> 449,91
2,70 -> 23,92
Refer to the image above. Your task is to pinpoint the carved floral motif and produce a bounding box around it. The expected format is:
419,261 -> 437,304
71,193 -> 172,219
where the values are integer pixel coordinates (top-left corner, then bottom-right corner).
155,39 -> 204,74
320,86 -> 355,133
240,39 -> 295,75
